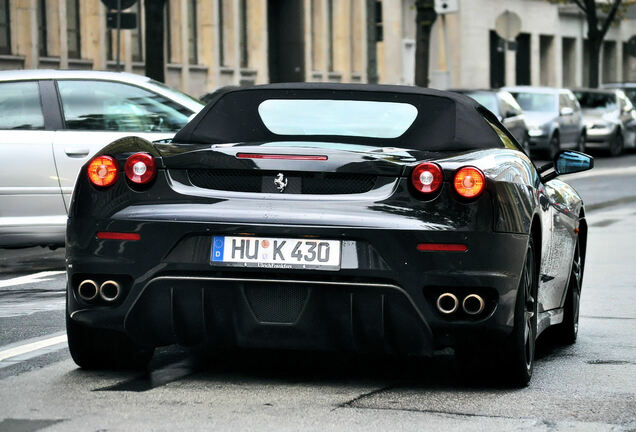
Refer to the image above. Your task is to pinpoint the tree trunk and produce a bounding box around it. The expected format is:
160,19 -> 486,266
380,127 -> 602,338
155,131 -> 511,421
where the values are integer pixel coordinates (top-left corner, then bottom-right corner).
414,0 -> 437,87
144,0 -> 166,82
587,36 -> 601,88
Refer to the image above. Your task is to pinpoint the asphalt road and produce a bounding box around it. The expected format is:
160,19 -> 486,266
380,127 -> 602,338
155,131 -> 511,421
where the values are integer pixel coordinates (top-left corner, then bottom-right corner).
0,152 -> 635,431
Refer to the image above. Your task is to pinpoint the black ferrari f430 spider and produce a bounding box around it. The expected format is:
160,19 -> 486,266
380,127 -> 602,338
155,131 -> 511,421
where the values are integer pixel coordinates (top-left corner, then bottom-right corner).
66,84 -> 592,386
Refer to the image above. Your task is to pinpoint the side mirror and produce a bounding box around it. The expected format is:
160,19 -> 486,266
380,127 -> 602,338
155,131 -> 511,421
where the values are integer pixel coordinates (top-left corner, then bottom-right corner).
560,107 -> 574,117
555,150 -> 594,175
541,150 -> 593,182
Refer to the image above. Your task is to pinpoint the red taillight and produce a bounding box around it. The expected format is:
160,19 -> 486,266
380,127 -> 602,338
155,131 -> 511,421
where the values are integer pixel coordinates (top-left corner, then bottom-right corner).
87,156 -> 118,187
411,162 -> 443,194
417,243 -> 467,252
125,153 -> 156,184
454,166 -> 485,198
96,232 -> 141,241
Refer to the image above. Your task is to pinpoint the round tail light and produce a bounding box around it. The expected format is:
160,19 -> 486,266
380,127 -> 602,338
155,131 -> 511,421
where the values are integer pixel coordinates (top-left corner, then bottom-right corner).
411,162 -> 443,195
87,156 -> 118,187
454,166 -> 485,198
125,153 -> 157,184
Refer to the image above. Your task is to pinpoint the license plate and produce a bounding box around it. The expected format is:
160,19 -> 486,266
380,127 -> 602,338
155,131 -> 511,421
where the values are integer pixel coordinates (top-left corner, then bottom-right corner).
211,236 -> 341,270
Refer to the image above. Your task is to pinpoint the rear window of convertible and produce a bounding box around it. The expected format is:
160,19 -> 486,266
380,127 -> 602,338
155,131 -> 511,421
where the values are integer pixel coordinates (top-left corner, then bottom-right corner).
257,99 -> 418,139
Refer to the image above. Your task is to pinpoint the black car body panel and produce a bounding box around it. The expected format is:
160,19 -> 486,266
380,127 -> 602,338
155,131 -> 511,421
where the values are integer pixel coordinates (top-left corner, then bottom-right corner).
66,84 -> 588,360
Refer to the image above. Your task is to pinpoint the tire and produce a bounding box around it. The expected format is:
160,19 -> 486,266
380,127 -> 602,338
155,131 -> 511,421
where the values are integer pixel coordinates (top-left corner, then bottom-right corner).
609,130 -> 624,157
547,133 -> 560,160
66,314 -> 154,370
521,132 -> 531,155
577,131 -> 586,153
502,237 -> 538,387
555,237 -> 582,344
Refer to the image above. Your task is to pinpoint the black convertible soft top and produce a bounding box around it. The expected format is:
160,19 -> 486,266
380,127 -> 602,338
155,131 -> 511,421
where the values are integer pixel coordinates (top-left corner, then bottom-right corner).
173,83 -> 505,152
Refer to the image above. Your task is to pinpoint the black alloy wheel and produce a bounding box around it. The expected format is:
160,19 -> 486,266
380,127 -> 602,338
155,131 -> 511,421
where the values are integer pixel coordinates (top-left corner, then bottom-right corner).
609,130 -> 624,157
504,237 -> 538,387
556,237 -> 582,344
547,133 -> 560,160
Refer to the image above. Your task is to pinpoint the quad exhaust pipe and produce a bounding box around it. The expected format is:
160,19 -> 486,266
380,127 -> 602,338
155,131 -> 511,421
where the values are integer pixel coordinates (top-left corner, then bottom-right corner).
77,280 -> 99,301
462,294 -> 485,315
99,280 -> 121,302
435,293 -> 485,316
436,293 -> 459,314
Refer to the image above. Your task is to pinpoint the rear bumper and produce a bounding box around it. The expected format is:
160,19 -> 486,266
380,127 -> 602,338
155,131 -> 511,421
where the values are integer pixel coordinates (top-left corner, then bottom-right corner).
66,218 -> 528,356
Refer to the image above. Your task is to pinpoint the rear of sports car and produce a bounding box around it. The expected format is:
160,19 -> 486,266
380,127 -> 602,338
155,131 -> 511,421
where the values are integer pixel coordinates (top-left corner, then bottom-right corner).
65,85 -> 533,376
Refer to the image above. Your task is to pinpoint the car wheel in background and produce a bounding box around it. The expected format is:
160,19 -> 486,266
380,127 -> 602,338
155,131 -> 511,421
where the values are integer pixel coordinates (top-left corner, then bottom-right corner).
577,130 -> 586,153
502,237 -> 537,387
522,133 -> 531,155
609,130 -> 624,157
66,312 -> 154,370
555,237 -> 582,345
547,133 -> 560,160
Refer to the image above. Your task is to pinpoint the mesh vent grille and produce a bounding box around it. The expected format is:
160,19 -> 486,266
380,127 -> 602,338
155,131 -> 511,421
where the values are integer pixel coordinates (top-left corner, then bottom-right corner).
187,169 -> 378,195
244,284 -> 309,323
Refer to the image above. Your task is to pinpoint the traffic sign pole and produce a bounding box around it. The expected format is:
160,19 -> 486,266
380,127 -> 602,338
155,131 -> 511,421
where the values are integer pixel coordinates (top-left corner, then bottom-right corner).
115,0 -> 121,72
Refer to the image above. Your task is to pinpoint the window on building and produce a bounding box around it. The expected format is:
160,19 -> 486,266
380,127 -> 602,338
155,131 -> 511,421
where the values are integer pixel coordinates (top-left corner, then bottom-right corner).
0,82 -> 45,130
106,28 -> 113,61
240,0 -> 248,68
38,0 -> 47,57
131,2 -> 143,62
327,0 -> 333,71
165,2 -> 172,63
188,0 -> 197,64
0,0 -> 10,55
375,0 -> 383,42
66,0 -> 81,59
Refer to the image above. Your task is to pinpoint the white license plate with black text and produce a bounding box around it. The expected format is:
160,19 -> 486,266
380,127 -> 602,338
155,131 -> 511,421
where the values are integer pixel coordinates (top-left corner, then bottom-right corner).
211,236 -> 341,270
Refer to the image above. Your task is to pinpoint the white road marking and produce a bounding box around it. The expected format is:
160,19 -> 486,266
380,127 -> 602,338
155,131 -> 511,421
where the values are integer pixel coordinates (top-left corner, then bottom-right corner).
0,333 -> 67,363
0,271 -> 66,289
565,165 -> 636,180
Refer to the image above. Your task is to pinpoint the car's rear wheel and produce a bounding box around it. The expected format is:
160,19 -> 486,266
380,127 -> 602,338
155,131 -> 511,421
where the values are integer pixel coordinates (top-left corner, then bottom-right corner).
503,237 -> 537,387
66,314 -> 154,370
609,130 -> 624,157
547,133 -> 560,160
577,131 -> 586,153
555,238 -> 582,344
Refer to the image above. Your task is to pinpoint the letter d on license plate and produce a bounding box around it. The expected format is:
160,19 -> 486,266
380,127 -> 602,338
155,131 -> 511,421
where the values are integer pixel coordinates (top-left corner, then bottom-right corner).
211,236 -> 341,270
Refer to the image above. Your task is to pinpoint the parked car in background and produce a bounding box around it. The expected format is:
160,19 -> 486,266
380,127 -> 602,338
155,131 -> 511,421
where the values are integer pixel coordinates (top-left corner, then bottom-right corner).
572,88 -> 636,156
503,86 -> 586,159
0,70 -> 204,248
450,89 -> 529,153
602,82 -> 636,106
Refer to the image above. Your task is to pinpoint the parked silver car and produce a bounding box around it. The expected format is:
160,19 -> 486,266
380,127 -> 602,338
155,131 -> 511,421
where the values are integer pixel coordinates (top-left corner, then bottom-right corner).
602,82 -> 636,106
450,89 -> 529,153
572,88 -> 636,156
0,70 -> 204,248
503,86 -> 586,159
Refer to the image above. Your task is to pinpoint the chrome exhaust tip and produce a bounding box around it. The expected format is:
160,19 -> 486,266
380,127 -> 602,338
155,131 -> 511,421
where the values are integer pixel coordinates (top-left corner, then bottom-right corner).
462,294 -> 485,315
436,293 -> 459,314
77,280 -> 99,301
99,280 -> 121,302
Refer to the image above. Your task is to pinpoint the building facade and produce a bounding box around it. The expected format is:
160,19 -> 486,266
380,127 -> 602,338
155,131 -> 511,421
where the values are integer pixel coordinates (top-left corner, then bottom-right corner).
1,0 -> 634,98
